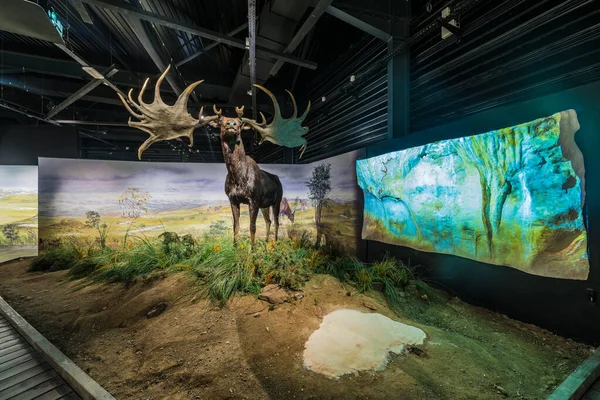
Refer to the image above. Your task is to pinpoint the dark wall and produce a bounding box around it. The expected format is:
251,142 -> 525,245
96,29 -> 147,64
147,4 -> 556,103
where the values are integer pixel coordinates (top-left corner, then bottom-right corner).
363,80 -> 600,344
0,125 -> 79,165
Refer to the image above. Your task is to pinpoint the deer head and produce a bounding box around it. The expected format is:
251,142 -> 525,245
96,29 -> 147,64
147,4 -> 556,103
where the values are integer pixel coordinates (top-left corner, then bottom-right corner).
208,105 -> 252,153
117,65 -> 218,159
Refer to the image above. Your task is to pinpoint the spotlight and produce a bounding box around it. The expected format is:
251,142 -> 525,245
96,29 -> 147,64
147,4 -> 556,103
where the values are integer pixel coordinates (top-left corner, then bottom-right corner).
350,75 -> 356,82
247,89 -> 252,96
321,96 -> 326,102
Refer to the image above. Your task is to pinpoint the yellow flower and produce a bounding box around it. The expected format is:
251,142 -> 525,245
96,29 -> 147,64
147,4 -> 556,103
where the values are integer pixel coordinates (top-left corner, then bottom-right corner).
214,245 -> 221,253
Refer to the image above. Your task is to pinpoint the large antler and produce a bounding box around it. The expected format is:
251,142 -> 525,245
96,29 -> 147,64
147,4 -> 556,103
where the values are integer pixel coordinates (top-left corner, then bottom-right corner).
241,86 -> 311,159
117,65 -> 218,159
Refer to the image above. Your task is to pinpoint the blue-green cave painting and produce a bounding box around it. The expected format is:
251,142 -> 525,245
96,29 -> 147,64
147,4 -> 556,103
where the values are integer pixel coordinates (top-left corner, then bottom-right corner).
357,110 -> 589,280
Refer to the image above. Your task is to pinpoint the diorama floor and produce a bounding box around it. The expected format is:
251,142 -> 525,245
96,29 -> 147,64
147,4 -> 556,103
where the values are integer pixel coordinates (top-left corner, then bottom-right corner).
0,258 -> 592,400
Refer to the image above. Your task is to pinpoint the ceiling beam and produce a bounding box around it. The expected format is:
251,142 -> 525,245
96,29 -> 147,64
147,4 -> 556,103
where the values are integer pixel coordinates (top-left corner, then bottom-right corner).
0,51 -> 233,97
270,0 -> 333,76
71,0 -> 94,24
175,23 -> 248,68
126,16 -> 183,94
80,0 -> 318,70
0,101 -> 58,125
46,66 -> 119,119
55,43 -> 126,97
325,6 -> 392,41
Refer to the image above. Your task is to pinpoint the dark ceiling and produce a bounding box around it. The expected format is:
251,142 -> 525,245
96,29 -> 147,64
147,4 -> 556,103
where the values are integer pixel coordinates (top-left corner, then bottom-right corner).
0,0 -> 367,162
0,0 -> 599,163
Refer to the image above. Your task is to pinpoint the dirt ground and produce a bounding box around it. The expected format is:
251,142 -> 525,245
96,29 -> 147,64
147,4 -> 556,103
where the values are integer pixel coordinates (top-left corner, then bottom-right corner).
0,258 -> 593,400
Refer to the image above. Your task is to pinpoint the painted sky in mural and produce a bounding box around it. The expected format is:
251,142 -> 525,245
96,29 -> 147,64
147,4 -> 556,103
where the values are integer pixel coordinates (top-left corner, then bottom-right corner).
39,159 -> 314,217
38,151 -> 363,253
357,110 -> 588,280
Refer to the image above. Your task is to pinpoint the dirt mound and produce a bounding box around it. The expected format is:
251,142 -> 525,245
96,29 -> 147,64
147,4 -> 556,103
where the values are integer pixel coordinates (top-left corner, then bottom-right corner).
0,259 -> 593,400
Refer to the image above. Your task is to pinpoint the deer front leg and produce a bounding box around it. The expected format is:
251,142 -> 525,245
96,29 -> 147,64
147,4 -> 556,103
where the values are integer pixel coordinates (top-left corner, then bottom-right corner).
272,204 -> 280,242
261,208 -> 271,242
249,203 -> 260,244
230,201 -> 241,245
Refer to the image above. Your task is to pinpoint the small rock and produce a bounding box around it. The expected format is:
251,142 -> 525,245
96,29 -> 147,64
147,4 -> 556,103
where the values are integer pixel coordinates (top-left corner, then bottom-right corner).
147,302 -> 168,318
265,327 -> 270,332
259,284 -> 291,304
407,346 -> 426,357
492,384 -> 509,398
362,300 -> 377,310
253,313 -> 260,318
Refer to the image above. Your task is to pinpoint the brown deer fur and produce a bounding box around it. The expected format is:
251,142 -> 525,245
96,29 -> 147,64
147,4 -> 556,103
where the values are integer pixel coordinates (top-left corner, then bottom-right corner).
209,108 -> 282,244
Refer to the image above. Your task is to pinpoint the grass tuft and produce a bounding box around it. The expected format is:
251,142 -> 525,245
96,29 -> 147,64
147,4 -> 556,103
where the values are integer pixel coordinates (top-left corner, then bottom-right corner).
32,233 -> 430,308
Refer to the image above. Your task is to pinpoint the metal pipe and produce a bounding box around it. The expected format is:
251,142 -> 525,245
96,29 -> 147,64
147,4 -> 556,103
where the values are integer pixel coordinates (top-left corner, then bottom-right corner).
248,0 -> 257,120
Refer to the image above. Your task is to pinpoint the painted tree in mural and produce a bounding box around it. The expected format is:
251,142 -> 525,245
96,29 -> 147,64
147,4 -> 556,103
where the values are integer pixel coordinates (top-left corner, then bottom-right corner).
1,224 -> 18,244
450,123 -> 526,257
85,211 -> 101,228
117,187 -> 152,219
379,147 -> 425,243
306,163 -> 331,247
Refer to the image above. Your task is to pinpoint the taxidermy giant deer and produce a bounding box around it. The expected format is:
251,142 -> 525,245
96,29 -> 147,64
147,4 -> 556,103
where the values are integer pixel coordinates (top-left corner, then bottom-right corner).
117,65 -> 311,244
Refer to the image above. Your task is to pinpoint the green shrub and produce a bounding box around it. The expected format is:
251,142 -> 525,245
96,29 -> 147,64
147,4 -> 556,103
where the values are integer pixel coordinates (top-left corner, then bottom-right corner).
30,232 -> 430,309
29,245 -> 81,272
68,257 -> 103,280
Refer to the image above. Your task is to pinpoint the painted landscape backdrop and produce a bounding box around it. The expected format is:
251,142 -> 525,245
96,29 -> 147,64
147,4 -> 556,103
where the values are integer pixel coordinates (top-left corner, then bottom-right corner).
357,110 -> 589,280
38,150 -> 363,254
0,166 -> 38,262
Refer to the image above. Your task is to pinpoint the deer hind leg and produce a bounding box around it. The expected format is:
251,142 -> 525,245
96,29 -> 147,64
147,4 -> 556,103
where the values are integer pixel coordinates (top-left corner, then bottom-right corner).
230,201 -> 241,245
249,203 -> 260,244
261,208 -> 272,242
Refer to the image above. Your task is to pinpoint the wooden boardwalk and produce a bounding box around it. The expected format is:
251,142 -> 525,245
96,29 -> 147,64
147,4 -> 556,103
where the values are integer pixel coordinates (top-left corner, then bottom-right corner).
0,314 -> 81,400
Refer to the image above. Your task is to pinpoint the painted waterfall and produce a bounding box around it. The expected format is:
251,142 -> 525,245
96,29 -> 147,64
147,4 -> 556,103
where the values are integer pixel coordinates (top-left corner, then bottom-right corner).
356,110 -> 589,280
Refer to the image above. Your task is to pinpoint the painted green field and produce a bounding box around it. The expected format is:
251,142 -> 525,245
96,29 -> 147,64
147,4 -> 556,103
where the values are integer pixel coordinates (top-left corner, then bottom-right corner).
0,194 -> 38,246
0,194 -> 37,225
39,200 -> 359,253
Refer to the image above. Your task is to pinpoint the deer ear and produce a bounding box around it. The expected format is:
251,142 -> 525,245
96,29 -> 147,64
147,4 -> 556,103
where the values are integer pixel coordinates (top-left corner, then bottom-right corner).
209,120 -> 220,128
241,123 -> 252,130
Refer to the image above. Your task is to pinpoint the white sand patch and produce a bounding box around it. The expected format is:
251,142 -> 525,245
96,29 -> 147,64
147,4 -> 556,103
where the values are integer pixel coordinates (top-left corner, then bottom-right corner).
303,309 -> 426,378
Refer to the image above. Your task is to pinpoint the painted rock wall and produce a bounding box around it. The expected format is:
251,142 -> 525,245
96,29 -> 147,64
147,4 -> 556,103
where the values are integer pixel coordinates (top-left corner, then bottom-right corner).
357,110 -> 589,280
